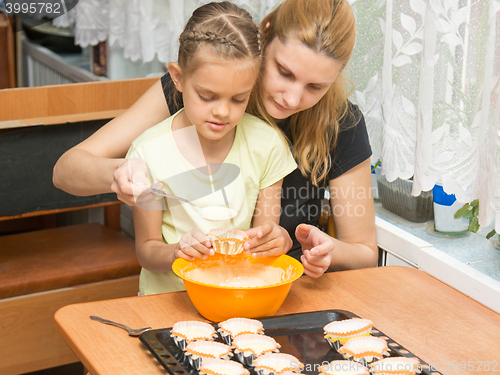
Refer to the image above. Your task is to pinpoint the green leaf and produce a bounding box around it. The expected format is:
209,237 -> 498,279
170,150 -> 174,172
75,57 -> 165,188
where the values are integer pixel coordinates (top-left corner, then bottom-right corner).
469,216 -> 480,233
463,210 -> 473,219
371,160 -> 381,172
486,229 -> 497,240
454,205 -> 470,219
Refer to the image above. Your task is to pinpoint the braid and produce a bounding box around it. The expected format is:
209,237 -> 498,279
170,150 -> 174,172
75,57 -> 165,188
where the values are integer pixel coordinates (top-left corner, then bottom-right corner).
175,2 -> 261,78
181,30 -> 237,48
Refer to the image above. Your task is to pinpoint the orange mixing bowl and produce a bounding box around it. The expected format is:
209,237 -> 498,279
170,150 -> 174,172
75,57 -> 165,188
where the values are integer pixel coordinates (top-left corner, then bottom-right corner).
172,253 -> 304,322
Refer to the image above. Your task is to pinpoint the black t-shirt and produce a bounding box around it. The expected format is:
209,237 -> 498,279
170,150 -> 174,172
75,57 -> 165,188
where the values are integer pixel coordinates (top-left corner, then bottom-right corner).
160,74 -> 372,261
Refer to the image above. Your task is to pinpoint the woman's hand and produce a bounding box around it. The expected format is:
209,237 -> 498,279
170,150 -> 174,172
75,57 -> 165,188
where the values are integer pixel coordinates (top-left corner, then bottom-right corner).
295,224 -> 334,278
176,229 -> 214,261
111,158 -> 157,206
243,220 -> 292,257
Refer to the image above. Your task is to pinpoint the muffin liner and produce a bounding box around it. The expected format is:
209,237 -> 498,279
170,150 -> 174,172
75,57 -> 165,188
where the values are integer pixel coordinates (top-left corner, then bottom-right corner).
369,357 -> 422,374
218,318 -> 264,345
170,321 -> 217,350
233,334 -> 281,366
324,318 -> 373,350
208,228 -> 249,255
199,358 -> 250,375
337,336 -> 389,366
319,360 -> 370,374
185,340 -> 233,370
253,353 -> 304,375
326,339 -> 343,351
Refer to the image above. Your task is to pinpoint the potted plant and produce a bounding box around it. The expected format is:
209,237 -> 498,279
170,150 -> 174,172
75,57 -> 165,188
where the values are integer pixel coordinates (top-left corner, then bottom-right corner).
454,199 -> 498,242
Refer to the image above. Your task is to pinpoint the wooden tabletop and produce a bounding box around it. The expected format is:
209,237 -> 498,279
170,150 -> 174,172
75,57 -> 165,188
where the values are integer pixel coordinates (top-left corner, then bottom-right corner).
55,266 -> 500,375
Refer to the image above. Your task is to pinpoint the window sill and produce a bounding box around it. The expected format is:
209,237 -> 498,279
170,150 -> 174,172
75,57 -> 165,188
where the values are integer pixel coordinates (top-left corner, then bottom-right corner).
375,202 -> 500,313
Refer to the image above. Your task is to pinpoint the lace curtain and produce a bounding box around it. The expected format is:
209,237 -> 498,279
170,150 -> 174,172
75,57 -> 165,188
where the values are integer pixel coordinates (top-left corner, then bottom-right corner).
348,0 -> 500,232
63,0 -> 500,231
69,0 -> 280,62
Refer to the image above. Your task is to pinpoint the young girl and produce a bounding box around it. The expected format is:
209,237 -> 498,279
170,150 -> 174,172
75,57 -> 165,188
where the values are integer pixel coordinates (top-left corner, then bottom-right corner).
126,2 -> 296,295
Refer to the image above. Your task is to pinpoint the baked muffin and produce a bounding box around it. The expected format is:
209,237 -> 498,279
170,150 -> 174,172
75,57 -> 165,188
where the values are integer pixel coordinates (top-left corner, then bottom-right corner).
198,358 -> 250,375
253,352 -> 304,374
338,336 -> 389,365
232,333 -> 280,366
170,320 -> 217,350
319,360 -> 370,374
185,340 -> 233,370
324,318 -> 373,350
218,317 -> 264,345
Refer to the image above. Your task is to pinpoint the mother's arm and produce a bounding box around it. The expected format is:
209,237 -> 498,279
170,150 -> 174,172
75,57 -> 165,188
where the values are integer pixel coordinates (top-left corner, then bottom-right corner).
327,158 -> 378,270
52,79 -> 171,205
297,158 -> 378,276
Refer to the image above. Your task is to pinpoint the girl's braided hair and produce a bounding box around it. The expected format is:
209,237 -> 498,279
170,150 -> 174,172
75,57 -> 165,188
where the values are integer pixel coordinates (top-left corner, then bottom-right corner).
177,1 -> 261,75
181,30 -> 236,48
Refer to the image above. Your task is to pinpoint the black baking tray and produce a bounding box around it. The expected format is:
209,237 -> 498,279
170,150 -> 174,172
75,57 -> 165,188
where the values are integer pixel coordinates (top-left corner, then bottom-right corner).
140,309 -> 440,374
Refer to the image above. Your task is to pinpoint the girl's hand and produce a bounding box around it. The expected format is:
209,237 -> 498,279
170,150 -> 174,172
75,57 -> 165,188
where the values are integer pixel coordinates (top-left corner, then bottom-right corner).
176,229 -> 214,261
111,158 -> 158,207
243,220 -> 292,257
295,224 -> 334,278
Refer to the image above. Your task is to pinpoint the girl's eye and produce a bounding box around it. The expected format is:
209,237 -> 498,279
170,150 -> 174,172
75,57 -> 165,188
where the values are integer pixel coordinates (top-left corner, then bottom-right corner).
198,94 -> 213,101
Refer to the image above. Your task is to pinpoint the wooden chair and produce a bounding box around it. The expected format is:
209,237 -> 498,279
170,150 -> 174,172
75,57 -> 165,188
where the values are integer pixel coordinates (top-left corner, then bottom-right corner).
0,78 -> 157,375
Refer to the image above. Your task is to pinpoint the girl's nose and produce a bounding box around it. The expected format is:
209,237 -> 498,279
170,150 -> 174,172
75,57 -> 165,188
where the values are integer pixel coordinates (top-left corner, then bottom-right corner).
213,101 -> 229,118
282,84 -> 302,109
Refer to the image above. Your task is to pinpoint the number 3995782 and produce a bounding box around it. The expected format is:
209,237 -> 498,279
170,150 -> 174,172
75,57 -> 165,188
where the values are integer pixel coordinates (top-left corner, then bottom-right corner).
5,2 -> 63,15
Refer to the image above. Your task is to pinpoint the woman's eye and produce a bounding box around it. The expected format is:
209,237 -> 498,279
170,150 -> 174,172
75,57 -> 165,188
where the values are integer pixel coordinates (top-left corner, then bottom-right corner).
278,66 -> 291,78
308,84 -> 322,91
198,94 -> 213,101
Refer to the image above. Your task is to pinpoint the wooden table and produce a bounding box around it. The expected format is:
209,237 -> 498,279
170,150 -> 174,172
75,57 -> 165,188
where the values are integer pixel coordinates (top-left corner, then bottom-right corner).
55,267 -> 500,375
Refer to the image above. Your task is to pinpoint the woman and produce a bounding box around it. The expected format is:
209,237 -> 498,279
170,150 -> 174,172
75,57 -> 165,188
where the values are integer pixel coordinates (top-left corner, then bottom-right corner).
53,0 -> 378,277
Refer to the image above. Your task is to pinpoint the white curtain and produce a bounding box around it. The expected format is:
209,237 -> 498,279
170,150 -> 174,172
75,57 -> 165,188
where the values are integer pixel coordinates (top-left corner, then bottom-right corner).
66,0 -> 500,231
348,0 -> 500,232
71,0 -> 281,62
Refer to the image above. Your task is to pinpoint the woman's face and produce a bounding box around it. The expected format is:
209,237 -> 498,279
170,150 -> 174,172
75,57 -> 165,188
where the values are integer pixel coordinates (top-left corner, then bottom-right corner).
260,37 -> 343,119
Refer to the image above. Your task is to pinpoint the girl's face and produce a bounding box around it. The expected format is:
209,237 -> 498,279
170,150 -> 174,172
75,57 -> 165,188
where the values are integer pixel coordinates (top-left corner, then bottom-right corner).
260,37 -> 343,120
170,58 -> 258,146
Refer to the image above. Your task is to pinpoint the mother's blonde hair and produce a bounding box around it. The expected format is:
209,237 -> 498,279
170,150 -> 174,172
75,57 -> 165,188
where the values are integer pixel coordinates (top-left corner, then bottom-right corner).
247,0 -> 358,186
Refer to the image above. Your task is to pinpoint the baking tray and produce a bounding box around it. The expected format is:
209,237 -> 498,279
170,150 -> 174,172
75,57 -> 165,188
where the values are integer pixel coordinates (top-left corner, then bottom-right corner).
140,309 -> 441,374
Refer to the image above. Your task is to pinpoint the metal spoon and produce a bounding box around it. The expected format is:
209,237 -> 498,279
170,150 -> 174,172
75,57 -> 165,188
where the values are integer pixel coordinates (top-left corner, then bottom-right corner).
150,188 -> 237,221
90,315 -> 151,337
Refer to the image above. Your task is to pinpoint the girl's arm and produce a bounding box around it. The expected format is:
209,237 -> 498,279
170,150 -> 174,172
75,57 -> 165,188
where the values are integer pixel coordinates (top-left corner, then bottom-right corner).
244,180 -> 293,257
133,204 -> 213,272
297,158 -> 378,277
53,80 -> 171,205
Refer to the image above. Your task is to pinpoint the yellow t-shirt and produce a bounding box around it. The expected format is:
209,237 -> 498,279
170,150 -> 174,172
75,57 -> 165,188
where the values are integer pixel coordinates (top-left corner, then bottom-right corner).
126,110 -> 297,295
